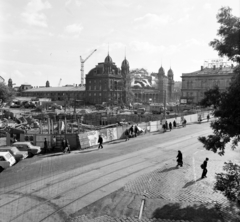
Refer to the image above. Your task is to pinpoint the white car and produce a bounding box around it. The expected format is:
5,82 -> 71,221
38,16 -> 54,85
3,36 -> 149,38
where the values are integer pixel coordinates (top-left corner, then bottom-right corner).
0,152 -> 16,171
13,142 -> 41,157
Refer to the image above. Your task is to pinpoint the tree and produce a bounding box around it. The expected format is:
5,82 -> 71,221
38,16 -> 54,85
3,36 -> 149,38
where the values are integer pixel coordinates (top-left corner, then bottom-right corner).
198,7 -> 240,203
199,85 -> 221,108
0,82 -> 15,104
209,7 -> 240,63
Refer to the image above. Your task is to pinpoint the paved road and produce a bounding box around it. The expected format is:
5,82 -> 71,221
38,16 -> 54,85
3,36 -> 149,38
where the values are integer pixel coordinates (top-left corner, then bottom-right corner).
0,123 -> 216,222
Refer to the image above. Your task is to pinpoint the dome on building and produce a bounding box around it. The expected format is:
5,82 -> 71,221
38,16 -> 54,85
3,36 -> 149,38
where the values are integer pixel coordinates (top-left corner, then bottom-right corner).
122,58 -> 129,67
167,68 -> 174,77
158,66 -> 165,76
104,54 -> 112,63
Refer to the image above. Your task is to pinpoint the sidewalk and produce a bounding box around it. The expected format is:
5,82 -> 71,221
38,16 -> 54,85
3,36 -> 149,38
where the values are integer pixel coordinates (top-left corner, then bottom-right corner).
70,146 -> 240,222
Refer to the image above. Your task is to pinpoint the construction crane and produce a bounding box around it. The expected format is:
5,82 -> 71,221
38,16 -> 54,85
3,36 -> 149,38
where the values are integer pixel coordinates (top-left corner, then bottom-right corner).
58,78 -> 62,87
80,49 -> 97,85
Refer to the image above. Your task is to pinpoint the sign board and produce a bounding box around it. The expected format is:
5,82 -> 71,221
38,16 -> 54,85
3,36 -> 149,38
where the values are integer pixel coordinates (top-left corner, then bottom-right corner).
180,99 -> 187,104
78,131 -> 99,149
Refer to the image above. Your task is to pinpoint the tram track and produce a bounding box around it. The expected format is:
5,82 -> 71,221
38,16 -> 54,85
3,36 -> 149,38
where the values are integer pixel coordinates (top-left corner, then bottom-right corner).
0,129 -> 210,222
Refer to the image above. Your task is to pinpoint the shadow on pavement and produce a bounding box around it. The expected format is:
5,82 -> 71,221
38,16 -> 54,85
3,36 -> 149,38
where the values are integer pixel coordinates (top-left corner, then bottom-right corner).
158,166 -> 177,173
183,178 -> 202,188
152,203 -> 223,222
40,153 -> 63,158
109,140 -> 126,145
80,149 -> 99,154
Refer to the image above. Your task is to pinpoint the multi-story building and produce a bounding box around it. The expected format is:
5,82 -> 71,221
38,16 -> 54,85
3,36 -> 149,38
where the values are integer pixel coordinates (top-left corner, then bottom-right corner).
181,64 -> 235,104
22,86 -> 85,103
85,54 -> 124,105
85,54 -> 175,105
132,66 -> 174,103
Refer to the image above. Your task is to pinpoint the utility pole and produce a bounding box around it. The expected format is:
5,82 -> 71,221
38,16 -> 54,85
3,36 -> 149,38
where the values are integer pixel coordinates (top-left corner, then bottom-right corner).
163,90 -> 166,120
80,49 -> 97,85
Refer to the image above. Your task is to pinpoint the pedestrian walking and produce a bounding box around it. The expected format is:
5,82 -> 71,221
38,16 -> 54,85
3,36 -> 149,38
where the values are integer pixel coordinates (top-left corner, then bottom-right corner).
201,158 -> 209,179
165,121 -> 168,131
207,114 -> 210,122
134,125 -> 138,137
162,123 -> 166,132
44,138 -> 48,153
129,125 -> 134,137
61,138 -> 66,152
169,122 -> 172,131
173,120 -> 176,128
98,135 -> 103,149
125,129 -> 129,141
176,150 -> 183,167
184,119 -> 187,127
64,139 -> 71,153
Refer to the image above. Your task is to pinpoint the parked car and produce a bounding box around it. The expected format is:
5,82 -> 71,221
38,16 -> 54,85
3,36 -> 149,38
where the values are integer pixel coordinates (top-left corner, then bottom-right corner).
0,152 -> 16,171
0,146 -> 28,162
13,142 -> 41,157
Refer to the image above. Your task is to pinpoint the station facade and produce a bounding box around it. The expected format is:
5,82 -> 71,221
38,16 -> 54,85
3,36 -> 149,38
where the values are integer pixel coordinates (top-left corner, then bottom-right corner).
85,54 -> 175,105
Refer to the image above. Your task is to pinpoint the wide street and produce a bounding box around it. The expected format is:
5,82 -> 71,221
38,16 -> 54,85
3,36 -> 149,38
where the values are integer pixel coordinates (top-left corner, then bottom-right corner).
0,122 -> 239,222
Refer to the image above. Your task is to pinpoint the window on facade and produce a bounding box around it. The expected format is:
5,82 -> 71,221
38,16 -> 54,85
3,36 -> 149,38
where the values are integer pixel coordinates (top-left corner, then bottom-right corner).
99,93 -> 101,96
89,93 -> 91,96
94,93 -> 96,96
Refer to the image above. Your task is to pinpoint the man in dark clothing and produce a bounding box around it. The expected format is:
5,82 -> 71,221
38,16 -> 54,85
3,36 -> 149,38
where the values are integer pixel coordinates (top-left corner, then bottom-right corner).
44,138 -> 48,153
165,121 -> 168,131
125,129 -> 129,141
201,158 -> 209,179
207,114 -> 210,122
129,125 -> 134,137
173,120 -> 176,128
98,135 -> 103,149
176,150 -> 183,167
134,125 -> 138,137
162,123 -> 166,132
169,122 -> 172,131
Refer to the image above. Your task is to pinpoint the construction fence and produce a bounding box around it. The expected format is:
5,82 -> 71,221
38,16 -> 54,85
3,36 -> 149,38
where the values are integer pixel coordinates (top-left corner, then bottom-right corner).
10,111 -> 210,151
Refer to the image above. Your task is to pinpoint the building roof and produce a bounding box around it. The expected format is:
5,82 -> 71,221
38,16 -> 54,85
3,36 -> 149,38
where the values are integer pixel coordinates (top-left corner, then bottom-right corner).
23,86 -> 85,93
182,66 -> 234,77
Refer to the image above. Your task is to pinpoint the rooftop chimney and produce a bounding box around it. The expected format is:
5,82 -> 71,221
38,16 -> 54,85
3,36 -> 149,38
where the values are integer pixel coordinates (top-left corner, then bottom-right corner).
201,66 -> 203,71
213,65 -> 216,70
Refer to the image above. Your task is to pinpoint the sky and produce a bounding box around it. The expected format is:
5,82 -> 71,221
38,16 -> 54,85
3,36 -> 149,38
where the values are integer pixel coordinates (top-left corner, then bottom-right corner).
0,0 -> 239,87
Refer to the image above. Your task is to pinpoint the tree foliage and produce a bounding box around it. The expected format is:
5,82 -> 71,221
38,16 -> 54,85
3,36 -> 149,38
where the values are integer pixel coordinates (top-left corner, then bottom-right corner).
209,7 -> 240,63
199,85 -> 221,108
0,82 -> 15,104
214,162 -> 240,202
198,7 -> 240,204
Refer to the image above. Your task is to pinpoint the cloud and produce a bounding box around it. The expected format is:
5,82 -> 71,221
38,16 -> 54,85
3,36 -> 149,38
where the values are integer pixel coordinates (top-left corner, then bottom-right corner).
21,0 -> 51,27
130,41 -> 165,54
33,71 -> 42,76
65,0 -> 81,7
75,0 -> 82,7
178,14 -> 189,23
204,3 -> 211,10
0,71 -> 7,77
13,70 -> 25,78
65,0 -> 72,6
134,13 -> 170,29
65,23 -> 83,37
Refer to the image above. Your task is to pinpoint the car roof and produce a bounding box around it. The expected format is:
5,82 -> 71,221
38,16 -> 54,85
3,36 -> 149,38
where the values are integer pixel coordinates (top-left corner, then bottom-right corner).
13,142 -> 31,145
0,146 -> 19,150
0,152 -> 10,156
